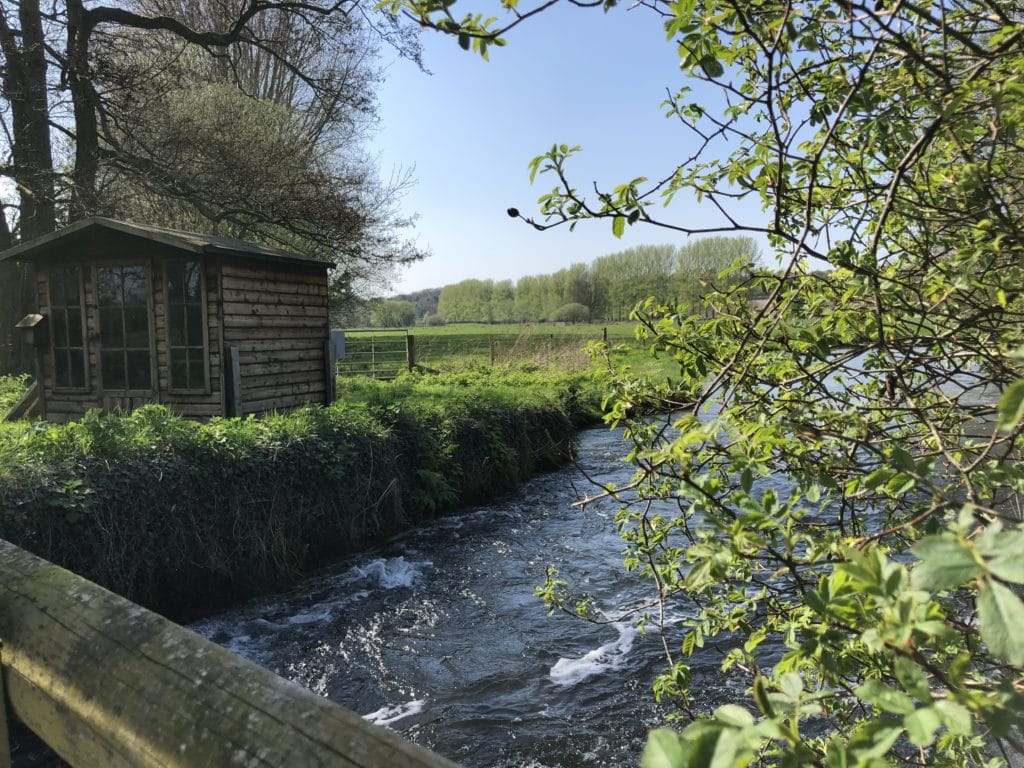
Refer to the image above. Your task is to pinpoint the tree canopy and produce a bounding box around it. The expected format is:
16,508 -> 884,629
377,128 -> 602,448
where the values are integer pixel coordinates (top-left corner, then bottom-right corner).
0,0 -> 421,371
384,0 -> 1024,765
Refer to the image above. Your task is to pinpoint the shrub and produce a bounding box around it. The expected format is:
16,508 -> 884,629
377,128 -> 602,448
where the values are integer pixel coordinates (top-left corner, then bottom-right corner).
548,303 -> 590,323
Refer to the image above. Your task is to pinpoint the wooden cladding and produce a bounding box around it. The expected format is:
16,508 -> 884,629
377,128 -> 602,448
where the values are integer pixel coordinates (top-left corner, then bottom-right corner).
220,259 -> 330,416
33,248 -> 329,422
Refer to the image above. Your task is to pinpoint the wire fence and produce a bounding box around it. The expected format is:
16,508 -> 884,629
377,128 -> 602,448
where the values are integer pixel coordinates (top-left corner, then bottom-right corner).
335,326 -> 621,378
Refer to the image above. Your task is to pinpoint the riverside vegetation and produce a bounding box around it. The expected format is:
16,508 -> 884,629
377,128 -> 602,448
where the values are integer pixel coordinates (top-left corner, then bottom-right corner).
0,362 -> 613,621
385,1 -> 1024,766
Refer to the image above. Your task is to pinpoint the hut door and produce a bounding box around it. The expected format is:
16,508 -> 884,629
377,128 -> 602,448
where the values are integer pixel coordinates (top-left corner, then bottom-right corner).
97,265 -> 153,396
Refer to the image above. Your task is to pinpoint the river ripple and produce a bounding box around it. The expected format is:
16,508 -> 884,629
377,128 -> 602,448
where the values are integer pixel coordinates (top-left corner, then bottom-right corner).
191,425 -> 749,766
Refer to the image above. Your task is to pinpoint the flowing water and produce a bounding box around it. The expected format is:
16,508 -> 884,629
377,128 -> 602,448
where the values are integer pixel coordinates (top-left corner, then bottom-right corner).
191,426 -> 749,766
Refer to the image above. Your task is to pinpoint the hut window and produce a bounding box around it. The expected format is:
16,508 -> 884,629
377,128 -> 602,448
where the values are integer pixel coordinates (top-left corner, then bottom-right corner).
98,266 -> 152,390
165,260 -> 206,389
50,266 -> 86,389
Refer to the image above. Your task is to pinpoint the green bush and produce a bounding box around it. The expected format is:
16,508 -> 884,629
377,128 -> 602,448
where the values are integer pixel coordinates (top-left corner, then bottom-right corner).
548,303 -> 591,323
0,367 -> 602,620
0,374 -> 30,415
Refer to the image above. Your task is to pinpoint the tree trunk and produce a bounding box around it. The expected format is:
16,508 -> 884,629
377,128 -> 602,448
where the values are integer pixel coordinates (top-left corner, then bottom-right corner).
0,1 -> 55,373
0,0 -> 56,239
67,0 -> 101,220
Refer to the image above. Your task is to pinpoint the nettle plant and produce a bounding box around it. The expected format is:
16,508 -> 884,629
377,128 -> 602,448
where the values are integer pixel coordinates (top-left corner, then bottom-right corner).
380,0 -> 1024,764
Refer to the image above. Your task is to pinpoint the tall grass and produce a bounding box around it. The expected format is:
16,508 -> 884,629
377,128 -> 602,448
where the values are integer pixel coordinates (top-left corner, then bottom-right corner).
0,373 -> 30,415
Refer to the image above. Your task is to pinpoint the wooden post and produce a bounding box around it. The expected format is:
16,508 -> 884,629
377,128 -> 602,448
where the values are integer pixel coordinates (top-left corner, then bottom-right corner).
602,327 -> 608,344
323,339 -> 337,404
0,644 -> 11,768
489,336 -> 495,366
0,539 -> 456,768
225,345 -> 242,417
406,334 -> 416,371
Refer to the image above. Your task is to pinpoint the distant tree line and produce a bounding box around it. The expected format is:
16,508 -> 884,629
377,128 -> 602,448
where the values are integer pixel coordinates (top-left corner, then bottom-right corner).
429,236 -> 761,325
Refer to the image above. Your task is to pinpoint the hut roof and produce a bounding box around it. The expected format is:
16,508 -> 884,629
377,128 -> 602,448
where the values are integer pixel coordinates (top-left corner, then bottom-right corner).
0,217 -> 333,268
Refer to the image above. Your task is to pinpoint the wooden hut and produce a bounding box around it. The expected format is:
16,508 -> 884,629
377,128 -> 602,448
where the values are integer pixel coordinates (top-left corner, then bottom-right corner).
0,217 -> 335,422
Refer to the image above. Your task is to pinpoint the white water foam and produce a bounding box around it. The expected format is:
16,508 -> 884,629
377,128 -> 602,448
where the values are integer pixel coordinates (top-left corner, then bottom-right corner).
347,556 -> 432,589
549,623 -> 638,687
362,699 -> 426,727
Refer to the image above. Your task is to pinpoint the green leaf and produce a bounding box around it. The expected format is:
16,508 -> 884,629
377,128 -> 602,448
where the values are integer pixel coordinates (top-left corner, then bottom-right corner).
997,378 -> 1024,430
642,728 -> 688,768
612,215 -> 626,238
714,704 -> 755,728
699,55 -> 724,78
855,680 -> 915,715
893,657 -> 931,702
911,534 -> 981,591
934,700 -> 973,736
977,579 -> 1024,666
903,706 -> 941,747
977,528 -> 1024,584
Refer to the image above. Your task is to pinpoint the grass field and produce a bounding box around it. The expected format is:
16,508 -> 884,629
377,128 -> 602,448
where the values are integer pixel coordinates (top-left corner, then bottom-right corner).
337,322 -> 645,376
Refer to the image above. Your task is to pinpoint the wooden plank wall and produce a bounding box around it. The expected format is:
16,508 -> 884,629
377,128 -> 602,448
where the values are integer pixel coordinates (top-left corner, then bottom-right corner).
220,259 -> 330,415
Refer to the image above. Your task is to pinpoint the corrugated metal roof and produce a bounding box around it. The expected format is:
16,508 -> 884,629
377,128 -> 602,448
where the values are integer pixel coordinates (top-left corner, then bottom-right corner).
0,217 -> 334,268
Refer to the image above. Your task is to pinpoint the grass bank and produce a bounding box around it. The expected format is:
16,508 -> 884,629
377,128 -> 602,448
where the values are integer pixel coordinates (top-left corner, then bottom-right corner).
0,366 -> 603,621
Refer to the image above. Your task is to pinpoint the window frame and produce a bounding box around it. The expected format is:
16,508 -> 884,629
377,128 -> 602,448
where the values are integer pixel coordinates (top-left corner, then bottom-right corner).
94,261 -> 157,395
48,264 -> 89,393
163,258 -> 211,394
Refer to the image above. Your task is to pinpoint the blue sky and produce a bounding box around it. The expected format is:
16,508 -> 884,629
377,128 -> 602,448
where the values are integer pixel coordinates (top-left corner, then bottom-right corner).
370,5 -> 770,293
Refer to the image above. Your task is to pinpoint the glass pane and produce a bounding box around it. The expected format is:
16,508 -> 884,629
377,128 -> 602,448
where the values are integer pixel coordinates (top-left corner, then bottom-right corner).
166,262 -> 185,304
100,307 -> 124,347
125,306 -> 150,348
70,350 -> 85,388
186,305 -> 203,346
126,350 -> 151,389
102,351 -> 126,390
55,350 -> 70,388
169,306 -> 186,346
51,272 -> 66,307
97,268 -> 120,306
67,308 -> 83,347
184,263 -> 202,302
170,348 -> 187,388
122,267 -> 148,306
53,309 -> 68,348
188,354 -> 205,389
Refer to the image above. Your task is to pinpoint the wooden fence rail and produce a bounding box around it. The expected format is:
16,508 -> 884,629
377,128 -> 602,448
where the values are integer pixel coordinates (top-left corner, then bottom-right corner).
0,539 -> 457,768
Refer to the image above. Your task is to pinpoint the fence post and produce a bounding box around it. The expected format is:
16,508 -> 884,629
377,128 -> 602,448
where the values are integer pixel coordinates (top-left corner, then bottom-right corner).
406,334 -> 416,371
225,346 -> 242,417
323,339 -> 337,405
489,336 -> 496,366
602,326 -> 608,344
0,644 -> 11,768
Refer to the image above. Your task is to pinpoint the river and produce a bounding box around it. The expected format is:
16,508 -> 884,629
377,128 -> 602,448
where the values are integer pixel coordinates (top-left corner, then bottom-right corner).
191,425 -> 748,766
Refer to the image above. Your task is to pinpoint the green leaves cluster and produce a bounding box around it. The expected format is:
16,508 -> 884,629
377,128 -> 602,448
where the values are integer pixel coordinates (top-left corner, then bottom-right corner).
0,367 -> 599,619
383,0 -> 1024,763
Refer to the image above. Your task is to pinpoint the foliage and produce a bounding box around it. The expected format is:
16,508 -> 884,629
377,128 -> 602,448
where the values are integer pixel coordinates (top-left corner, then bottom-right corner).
548,302 -> 591,323
381,0 -> 1024,765
0,374 -> 30,415
370,299 -> 417,327
0,366 -> 599,620
427,236 -> 758,324
392,286 -> 442,319
0,2 -> 423,373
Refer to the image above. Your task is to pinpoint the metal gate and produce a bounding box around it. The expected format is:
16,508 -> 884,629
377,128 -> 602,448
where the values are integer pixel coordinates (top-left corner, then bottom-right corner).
335,329 -> 412,380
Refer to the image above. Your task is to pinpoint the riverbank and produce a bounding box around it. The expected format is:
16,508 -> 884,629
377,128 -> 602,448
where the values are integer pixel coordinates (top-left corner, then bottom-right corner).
0,366 -> 604,621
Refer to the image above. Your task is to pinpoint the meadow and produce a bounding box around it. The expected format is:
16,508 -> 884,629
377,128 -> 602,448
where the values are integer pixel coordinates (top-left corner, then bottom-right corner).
337,321 -> 669,378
